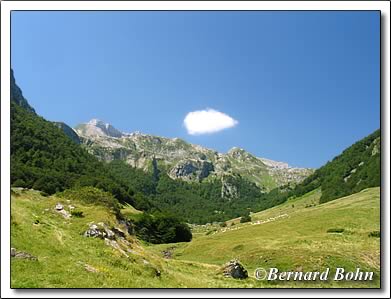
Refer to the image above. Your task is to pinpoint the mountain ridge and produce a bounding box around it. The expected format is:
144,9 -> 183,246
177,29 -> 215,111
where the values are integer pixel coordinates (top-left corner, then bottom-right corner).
74,118 -> 314,192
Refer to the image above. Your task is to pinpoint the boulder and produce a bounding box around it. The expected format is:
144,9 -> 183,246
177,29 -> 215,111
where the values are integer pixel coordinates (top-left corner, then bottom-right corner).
10,247 -> 16,257
11,248 -> 37,260
55,203 -> 63,210
84,223 -> 116,240
222,259 -> 248,279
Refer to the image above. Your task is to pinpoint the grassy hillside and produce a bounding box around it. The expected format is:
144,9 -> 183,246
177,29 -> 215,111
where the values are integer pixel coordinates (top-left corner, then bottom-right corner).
152,187 -> 380,288
11,187 -> 380,288
10,188 -> 259,288
254,129 -> 381,213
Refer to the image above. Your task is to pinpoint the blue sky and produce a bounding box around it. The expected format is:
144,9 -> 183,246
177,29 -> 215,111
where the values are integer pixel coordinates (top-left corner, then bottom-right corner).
11,11 -> 380,168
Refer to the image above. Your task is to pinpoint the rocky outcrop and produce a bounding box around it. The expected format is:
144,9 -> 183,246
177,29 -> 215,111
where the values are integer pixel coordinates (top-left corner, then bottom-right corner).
54,203 -> 71,219
11,248 -> 37,260
84,222 -> 115,239
222,259 -> 248,279
371,137 -> 380,156
11,69 -> 36,113
169,159 -> 214,181
75,119 -> 124,138
221,175 -> 239,199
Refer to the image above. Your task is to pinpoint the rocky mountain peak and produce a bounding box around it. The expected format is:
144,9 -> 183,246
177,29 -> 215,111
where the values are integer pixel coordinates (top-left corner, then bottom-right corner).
75,119 -> 124,138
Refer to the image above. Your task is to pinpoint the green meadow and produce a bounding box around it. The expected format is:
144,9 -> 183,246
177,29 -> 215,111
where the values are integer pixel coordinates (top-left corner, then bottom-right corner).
11,187 -> 380,288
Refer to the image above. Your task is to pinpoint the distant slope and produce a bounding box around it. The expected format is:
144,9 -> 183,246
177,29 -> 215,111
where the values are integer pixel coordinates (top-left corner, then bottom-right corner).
74,119 -> 313,193
256,129 -> 381,210
165,187 -> 380,288
296,129 -> 381,203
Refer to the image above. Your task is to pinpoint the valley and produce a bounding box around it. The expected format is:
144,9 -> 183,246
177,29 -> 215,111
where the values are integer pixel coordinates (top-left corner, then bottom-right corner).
9,69 -> 382,288
11,187 -> 380,288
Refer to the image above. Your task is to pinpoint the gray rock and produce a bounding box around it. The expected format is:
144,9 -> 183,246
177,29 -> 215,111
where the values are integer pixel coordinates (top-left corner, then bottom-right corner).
169,159 -> 214,181
57,209 -> 71,219
55,203 -> 63,210
84,224 -> 104,238
11,248 -> 37,260
222,259 -> 248,279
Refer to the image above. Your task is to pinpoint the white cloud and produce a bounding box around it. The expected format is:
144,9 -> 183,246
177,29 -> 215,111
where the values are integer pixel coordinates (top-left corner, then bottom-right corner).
183,108 -> 238,135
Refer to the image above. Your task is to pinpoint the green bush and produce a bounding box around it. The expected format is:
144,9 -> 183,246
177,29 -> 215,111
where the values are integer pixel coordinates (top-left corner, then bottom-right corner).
327,228 -> 345,233
240,211 -> 252,223
368,230 -> 380,238
71,210 -> 84,218
132,212 -> 192,244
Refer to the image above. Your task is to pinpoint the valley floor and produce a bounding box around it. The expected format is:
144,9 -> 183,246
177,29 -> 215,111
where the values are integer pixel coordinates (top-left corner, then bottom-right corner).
11,187 -> 380,288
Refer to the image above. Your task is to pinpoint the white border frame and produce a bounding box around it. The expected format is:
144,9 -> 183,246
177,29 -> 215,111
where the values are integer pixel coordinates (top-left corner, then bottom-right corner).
1,1 -> 390,298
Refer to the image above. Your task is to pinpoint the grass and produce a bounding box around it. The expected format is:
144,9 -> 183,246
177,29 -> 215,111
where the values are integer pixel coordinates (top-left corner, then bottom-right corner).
151,187 -> 380,288
11,187 -> 380,288
10,188 -> 263,288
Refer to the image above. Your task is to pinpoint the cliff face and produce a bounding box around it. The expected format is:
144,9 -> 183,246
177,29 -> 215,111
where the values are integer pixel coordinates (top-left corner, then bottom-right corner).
11,69 -> 36,114
74,119 -> 314,192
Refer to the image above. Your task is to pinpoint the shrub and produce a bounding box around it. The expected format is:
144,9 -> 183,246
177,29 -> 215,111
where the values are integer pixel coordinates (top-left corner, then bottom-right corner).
240,214 -> 251,223
71,210 -> 84,218
368,230 -> 380,238
132,212 -> 192,244
327,228 -> 345,233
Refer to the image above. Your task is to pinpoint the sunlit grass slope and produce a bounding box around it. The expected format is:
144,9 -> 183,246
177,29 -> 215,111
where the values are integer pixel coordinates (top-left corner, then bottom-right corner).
11,187 -> 380,288
154,187 -> 380,288
10,188 -> 261,288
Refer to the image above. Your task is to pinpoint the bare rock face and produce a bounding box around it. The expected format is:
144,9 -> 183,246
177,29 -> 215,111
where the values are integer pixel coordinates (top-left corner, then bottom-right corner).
222,259 -> 248,279
75,119 -> 124,138
221,175 -> 239,199
169,159 -> 214,182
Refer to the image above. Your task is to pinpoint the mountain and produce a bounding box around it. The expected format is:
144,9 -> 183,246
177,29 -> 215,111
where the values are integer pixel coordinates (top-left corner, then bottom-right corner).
74,119 -> 314,193
11,69 -> 35,113
53,122 -> 81,144
11,69 -> 82,145
75,119 -> 124,138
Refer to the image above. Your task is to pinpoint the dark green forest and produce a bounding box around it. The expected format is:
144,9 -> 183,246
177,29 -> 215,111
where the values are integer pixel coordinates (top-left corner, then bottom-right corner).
107,160 -> 263,224
11,102 -> 142,209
